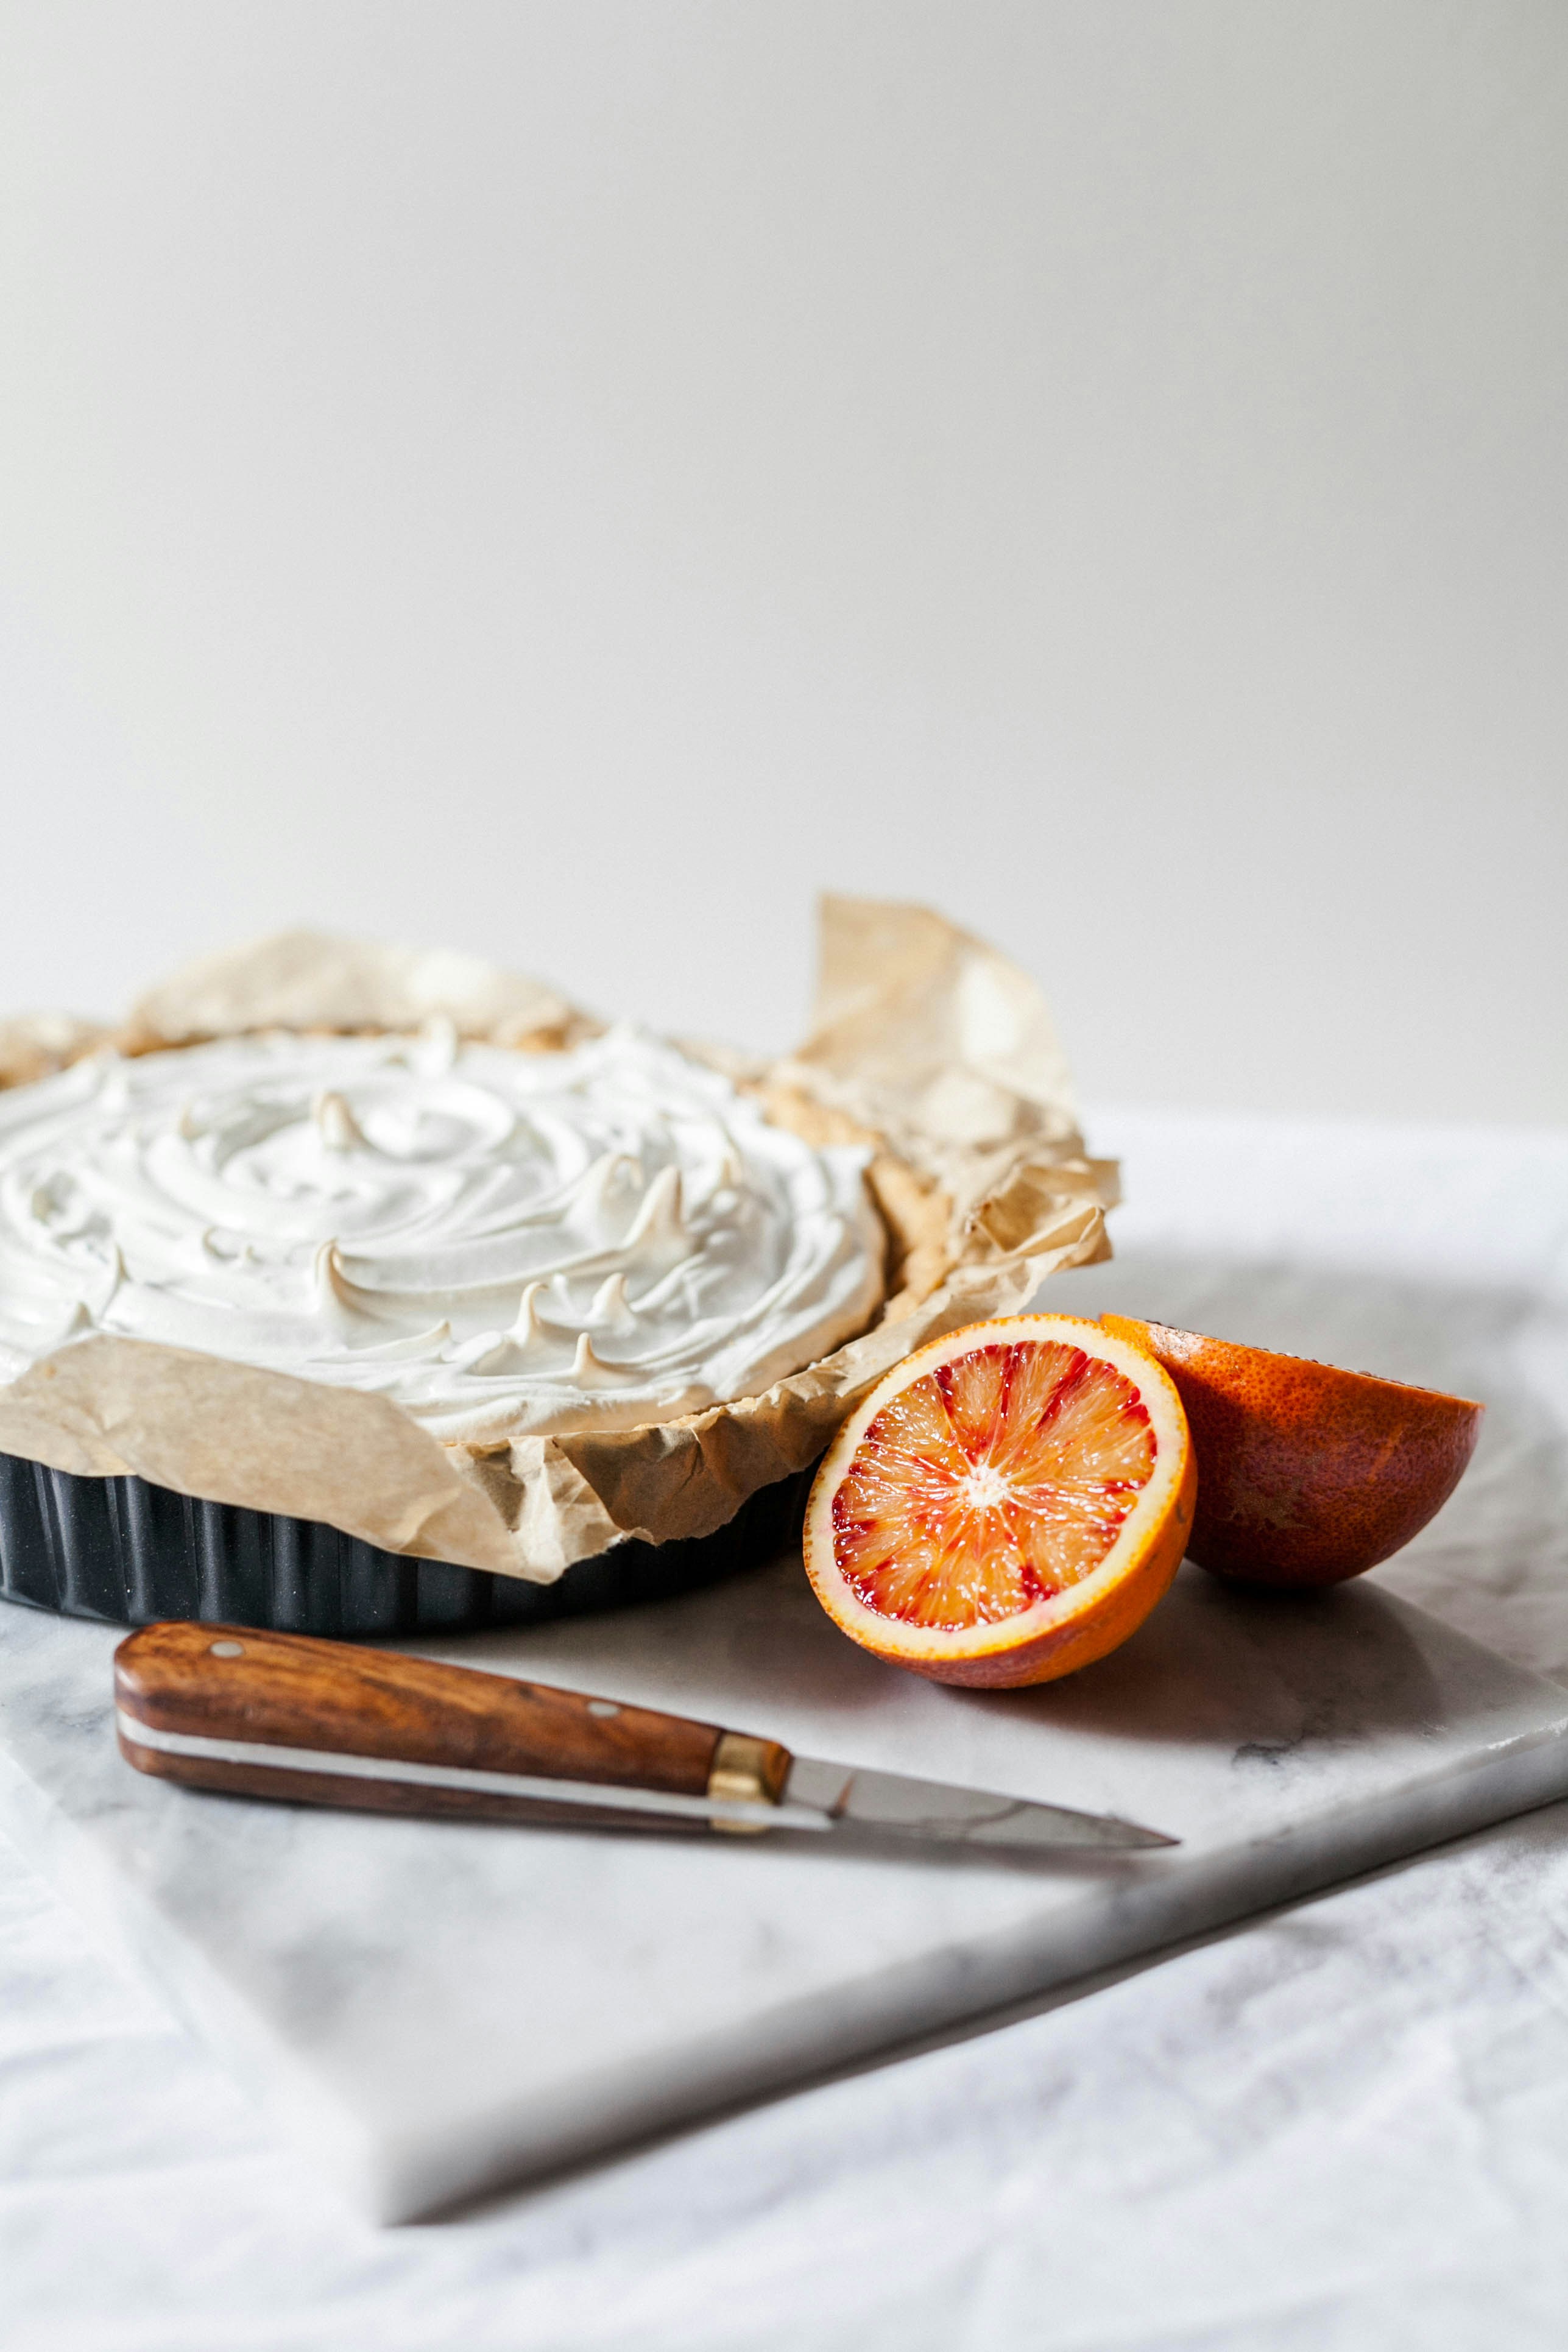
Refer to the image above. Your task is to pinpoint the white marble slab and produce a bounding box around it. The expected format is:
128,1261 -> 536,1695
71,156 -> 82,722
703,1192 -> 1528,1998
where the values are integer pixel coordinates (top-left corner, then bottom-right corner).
2,1538 -> 1567,2225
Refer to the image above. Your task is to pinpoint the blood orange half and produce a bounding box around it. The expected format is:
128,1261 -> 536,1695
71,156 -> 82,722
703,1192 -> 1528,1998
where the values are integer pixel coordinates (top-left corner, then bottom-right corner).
803,1315 -> 1196,1687
1099,1315 -> 1484,1588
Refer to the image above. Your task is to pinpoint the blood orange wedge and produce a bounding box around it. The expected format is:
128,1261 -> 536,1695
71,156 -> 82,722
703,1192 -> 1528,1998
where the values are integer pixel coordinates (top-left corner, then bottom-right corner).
802,1315 -> 1196,1688
1098,1316 -> 1483,1589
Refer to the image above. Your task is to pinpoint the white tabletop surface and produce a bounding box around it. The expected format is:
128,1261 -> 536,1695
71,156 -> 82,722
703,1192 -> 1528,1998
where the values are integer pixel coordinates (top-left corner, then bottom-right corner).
5,1107 -> 1568,2352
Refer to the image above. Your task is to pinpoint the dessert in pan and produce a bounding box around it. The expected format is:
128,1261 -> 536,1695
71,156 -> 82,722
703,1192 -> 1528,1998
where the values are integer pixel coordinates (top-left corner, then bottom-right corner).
0,899 -> 1114,1635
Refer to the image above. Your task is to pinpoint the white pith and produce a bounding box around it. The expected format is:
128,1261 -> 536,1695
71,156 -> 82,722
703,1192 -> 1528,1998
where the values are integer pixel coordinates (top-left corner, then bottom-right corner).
956,1462 -> 1011,1513
803,1313 -> 1190,1662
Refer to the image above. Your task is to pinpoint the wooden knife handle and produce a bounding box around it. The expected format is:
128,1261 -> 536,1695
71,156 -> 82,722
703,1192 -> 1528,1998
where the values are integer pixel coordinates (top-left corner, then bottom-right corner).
114,1621 -> 789,1832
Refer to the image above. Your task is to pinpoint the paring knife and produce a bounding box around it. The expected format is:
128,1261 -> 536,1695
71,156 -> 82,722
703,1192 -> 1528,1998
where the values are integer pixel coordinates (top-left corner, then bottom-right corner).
113,1622 -> 1177,1854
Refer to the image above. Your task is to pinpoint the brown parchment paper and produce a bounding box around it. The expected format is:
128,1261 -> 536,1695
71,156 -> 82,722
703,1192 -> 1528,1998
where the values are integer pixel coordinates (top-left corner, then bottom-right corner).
0,899 -> 1116,1583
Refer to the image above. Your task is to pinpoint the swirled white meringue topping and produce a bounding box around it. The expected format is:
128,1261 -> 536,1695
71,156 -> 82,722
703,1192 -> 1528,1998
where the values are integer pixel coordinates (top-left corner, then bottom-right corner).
0,1026 -> 886,1441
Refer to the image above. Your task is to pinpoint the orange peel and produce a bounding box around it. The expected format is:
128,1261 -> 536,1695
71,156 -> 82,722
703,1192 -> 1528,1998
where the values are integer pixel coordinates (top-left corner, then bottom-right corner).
1099,1316 -> 1483,1589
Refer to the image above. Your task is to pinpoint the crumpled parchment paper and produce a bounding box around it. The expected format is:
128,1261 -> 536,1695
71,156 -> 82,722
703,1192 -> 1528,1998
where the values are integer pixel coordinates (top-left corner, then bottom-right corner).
0,899 -> 1115,1582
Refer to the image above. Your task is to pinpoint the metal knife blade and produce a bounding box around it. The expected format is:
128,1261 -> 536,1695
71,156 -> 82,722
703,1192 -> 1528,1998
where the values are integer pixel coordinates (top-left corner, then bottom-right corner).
786,1755 -> 1177,1852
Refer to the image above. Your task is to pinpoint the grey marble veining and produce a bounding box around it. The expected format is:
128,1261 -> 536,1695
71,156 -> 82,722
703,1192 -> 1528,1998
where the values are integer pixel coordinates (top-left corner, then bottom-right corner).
2,1544 -> 1567,2224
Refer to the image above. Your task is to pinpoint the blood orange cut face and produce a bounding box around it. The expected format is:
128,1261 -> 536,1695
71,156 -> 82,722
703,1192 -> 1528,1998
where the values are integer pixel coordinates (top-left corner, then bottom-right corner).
831,1341 -> 1157,1630
805,1315 -> 1195,1689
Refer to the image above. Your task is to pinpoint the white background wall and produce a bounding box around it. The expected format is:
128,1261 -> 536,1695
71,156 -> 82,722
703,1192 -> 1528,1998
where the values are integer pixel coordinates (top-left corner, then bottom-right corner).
1,2 -> 1563,1124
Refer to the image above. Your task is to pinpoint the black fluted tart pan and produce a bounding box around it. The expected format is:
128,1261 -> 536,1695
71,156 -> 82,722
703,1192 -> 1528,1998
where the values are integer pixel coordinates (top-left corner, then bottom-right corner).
0,1449 -> 810,1637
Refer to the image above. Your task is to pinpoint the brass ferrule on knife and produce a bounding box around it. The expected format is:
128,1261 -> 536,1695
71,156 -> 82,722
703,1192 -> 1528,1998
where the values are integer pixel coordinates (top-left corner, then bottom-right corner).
705,1731 -> 793,1832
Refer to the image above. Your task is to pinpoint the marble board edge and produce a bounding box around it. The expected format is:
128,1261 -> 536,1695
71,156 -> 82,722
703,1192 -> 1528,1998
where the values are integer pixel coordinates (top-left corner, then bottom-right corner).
363,1716 -> 1568,2220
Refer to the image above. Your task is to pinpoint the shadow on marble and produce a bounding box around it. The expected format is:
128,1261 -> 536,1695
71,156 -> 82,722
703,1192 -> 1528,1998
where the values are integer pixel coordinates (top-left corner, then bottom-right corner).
959,1575 -> 1450,1754
154,1767 -> 1167,1887
478,1539 -> 1455,1764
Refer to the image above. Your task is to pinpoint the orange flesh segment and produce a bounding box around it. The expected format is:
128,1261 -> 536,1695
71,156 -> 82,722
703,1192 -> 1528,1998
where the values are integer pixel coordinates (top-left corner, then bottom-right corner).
829,1340 -> 1157,1631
